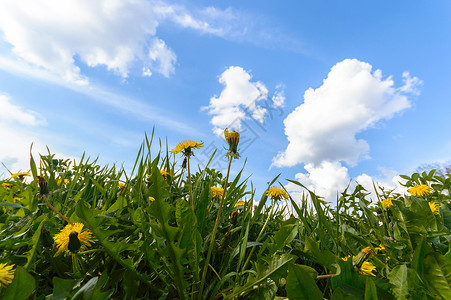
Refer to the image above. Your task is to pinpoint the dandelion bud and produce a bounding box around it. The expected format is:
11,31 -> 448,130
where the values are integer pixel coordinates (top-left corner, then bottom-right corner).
224,128 -> 240,159
37,176 -> 49,195
68,230 -> 81,253
42,226 -> 55,249
353,246 -> 374,268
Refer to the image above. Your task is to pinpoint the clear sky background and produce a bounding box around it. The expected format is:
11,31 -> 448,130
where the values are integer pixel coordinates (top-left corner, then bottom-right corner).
1,0 -> 450,202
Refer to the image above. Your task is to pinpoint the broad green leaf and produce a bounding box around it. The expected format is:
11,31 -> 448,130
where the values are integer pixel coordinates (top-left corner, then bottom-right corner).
3,266 -> 36,300
267,221 -> 298,255
331,287 -> 358,300
304,236 -> 336,269
411,238 -> 432,277
387,265 -> 408,300
251,281 -> 277,300
332,259 -> 365,299
72,277 -> 98,300
286,264 -> 323,300
423,252 -> 451,299
53,277 -> 79,300
364,277 -> 378,300
227,254 -> 296,299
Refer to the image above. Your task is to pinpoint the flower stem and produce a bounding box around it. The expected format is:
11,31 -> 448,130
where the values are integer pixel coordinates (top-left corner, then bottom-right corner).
42,195 -> 72,225
241,199 -> 275,273
187,156 -> 193,209
197,156 -> 233,300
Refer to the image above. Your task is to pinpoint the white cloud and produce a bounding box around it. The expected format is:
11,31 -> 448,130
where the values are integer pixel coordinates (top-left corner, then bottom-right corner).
355,170 -> 408,202
277,59 -> 421,202
285,161 -> 350,201
204,66 -> 269,135
0,0 -> 175,83
272,84 -> 286,108
0,94 -> 46,126
273,58 -> 420,168
0,94 -> 48,175
147,38 -> 176,77
0,56 -> 201,136
0,0 -> 300,84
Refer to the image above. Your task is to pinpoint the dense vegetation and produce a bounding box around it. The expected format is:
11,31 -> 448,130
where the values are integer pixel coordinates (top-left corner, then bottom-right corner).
1,132 -> 450,299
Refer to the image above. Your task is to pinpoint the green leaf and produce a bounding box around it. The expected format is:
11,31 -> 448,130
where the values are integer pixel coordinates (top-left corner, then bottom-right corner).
331,287 -> 358,300
267,222 -> 298,255
387,265 -> 408,300
304,236 -> 336,269
53,277 -> 79,300
332,259 -> 365,299
364,277 -> 378,300
286,264 -> 323,300
411,238 -> 432,277
228,254 -> 296,299
251,281 -> 277,300
29,143 -> 38,181
3,266 -> 36,300
24,217 -> 47,269
423,252 -> 451,299
72,277 -> 98,300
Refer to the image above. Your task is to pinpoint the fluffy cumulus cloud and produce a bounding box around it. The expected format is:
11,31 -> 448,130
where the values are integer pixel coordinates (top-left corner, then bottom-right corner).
285,161 -> 350,201
276,59 -> 421,202
273,59 -> 420,168
205,66 -> 269,136
0,0 -> 177,83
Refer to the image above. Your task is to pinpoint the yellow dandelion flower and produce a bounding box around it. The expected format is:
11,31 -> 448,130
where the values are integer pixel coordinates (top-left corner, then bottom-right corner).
266,187 -> 289,201
359,261 -> 376,276
54,223 -> 92,257
1,183 -> 13,190
230,210 -> 239,219
408,184 -> 432,197
11,172 -> 29,180
0,263 -> 15,288
211,187 -> 224,200
149,196 -> 155,202
341,255 -> 351,261
57,179 -> 70,186
362,246 -> 374,256
13,197 -> 23,204
235,201 -> 245,207
170,140 -> 204,157
381,198 -> 395,209
375,244 -> 386,252
160,169 -> 170,180
429,201 -> 441,216
224,128 -> 240,159
119,183 -> 125,188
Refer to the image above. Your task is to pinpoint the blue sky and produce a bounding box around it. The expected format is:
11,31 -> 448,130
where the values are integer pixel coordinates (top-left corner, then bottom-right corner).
1,0 -> 450,201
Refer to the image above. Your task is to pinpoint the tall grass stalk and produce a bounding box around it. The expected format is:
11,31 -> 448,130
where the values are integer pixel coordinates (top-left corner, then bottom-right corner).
241,198 -> 275,273
197,156 -> 233,300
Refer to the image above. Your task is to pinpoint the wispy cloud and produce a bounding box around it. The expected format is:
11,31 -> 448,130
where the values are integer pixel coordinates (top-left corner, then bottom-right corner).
0,56 -> 200,136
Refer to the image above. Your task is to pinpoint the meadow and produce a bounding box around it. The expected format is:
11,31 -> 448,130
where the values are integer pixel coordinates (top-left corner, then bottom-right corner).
1,130 -> 450,299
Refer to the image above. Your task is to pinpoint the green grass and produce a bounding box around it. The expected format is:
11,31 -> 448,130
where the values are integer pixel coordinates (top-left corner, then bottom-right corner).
1,134 -> 450,299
